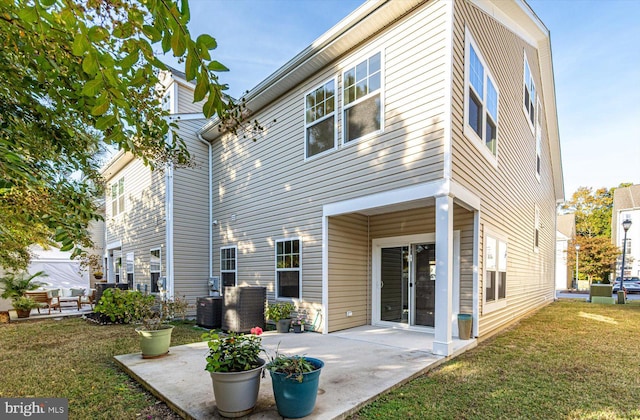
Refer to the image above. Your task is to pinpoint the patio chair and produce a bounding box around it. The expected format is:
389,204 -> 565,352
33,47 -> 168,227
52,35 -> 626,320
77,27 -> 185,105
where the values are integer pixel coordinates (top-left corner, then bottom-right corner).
79,288 -> 97,309
24,291 -> 61,315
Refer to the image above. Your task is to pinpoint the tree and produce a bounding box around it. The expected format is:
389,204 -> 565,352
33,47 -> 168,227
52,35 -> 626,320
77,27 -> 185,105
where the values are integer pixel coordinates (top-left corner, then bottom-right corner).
0,0 -> 242,271
566,236 -> 620,283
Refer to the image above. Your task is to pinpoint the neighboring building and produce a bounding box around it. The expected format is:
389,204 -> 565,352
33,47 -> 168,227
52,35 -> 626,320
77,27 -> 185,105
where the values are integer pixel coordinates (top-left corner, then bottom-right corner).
195,0 -> 563,356
556,213 -> 576,290
612,185 -> 640,279
101,68 -> 211,306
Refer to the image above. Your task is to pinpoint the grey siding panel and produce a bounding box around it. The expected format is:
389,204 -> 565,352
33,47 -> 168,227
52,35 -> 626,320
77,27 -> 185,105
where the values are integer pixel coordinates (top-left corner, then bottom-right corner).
104,159 -> 166,288
173,118 -> 211,306
451,0 -> 556,336
176,83 -> 202,114
212,0 -> 449,331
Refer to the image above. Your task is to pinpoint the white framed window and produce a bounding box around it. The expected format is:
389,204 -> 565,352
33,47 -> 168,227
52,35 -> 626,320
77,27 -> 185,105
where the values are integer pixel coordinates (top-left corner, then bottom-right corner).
484,231 -> 507,313
534,206 -> 540,252
150,248 -> 161,293
342,51 -> 383,144
305,79 -> 337,159
110,177 -> 125,216
275,238 -> 301,299
523,53 -> 536,131
464,29 -> 499,161
535,104 -> 542,180
114,256 -> 122,283
220,246 -> 237,288
125,252 -> 134,288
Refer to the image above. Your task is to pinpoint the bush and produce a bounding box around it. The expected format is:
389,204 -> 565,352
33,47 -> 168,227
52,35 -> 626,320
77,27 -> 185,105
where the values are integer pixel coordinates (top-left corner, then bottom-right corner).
265,301 -> 295,322
94,288 -> 155,324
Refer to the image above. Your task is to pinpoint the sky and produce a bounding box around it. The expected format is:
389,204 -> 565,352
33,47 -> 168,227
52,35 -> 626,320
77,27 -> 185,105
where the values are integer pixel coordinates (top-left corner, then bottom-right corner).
166,0 -> 640,199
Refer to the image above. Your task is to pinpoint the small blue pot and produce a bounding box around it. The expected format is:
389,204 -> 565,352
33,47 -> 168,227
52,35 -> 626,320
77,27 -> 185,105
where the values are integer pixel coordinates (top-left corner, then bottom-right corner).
269,357 -> 324,418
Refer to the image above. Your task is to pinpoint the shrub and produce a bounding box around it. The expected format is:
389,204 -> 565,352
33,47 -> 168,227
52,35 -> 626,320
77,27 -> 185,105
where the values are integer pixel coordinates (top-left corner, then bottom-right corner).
265,301 -> 295,322
94,288 -> 154,324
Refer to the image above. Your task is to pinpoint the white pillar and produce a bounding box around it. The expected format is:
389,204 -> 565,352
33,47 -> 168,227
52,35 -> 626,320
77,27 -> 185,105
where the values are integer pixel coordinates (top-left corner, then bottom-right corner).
434,194 -> 454,356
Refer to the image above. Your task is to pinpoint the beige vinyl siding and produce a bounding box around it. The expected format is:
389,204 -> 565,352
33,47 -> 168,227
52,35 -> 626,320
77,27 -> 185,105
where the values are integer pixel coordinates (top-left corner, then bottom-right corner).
328,214 -> 369,332
212,1 -> 449,316
451,0 -> 556,337
173,118 -> 211,305
105,159 -> 166,290
176,83 -> 202,114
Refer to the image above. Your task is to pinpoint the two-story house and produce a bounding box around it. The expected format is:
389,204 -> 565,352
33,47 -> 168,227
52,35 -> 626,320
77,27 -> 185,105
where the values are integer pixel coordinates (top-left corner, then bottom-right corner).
612,185 -> 640,279
101,68 -> 211,301
193,0 -> 562,356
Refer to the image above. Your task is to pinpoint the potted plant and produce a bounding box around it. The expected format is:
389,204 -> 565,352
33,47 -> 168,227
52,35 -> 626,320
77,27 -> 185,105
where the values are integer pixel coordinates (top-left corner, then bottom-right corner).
1,271 -> 47,318
93,270 -> 104,281
265,301 -> 295,333
135,293 -> 188,358
203,327 -> 265,418
265,353 -> 324,418
291,314 -> 306,333
11,296 -> 42,318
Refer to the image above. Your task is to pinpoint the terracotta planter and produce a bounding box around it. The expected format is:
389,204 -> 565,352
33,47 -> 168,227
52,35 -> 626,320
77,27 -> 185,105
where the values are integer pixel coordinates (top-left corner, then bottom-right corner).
16,309 -> 31,318
135,325 -> 175,358
209,358 -> 265,418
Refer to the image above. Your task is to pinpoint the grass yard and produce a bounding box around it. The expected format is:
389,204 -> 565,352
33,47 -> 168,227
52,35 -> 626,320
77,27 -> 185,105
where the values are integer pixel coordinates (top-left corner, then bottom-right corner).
354,299 -> 640,419
0,317 -> 202,419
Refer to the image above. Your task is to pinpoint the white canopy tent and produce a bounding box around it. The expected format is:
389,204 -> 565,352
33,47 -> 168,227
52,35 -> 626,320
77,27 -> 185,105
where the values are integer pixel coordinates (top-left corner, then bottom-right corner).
27,245 -> 89,290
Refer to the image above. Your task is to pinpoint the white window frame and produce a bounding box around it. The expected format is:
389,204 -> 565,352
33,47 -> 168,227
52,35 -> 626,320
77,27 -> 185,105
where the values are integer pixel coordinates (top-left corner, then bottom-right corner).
534,205 -> 540,253
114,256 -> 122,283
110,177 -> 125,217
523,53 -> 536,133
484,230 -> 508,314
535,99 -> 542,181
220,246 -> 238,288
463,28 -> 499,166
275,237 -> 302,300
150,248 -> 161,293
341,50 -> 384,145
125,252 -> 134,287
304,78 -> 337,160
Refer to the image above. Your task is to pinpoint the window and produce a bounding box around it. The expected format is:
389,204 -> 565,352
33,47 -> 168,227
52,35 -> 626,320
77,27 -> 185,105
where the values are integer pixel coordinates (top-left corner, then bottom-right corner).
534,206 -> 540,252
114,256 -> 122,283
485,234 -> 507,310
125,252 -> 134,288
275,238 -> 301,299
220,246 -> 237,288
464,30 -> 499,157
625,238 -> 632,255
305,79 -> 336,158
523,54 -> 536,128
111,177 -> 125,216
343,52 -> 382,143
535,100 -> 542,179
150,248 -> 161,293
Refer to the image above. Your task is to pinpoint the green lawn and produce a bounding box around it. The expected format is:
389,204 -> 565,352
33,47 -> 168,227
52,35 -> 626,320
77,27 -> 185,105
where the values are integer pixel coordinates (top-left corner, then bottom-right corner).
354,300 -> 640,419
0,317 -> 202,419
2,301 -> 639,419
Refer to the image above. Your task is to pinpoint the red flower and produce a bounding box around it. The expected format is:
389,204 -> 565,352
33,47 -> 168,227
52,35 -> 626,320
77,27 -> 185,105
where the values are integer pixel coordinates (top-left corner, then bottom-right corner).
250,326 -> 263,336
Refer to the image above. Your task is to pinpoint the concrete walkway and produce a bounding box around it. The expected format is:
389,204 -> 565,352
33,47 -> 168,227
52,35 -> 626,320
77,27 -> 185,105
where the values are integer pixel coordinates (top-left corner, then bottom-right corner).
115,326 -> 477,419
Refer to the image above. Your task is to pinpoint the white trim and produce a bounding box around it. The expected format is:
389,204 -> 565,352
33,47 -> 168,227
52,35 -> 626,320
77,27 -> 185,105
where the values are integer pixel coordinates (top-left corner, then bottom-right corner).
304,77 -> 338,161
322,215 -> 329,334
125,251 -> 134,287
220,245 -> 238,287
443,0 -> 454,181
340,49 -> 385,146
274,237 -> 302,300
433,195 -> 453,355
463,27 -> 499,168
150,247 -> 162,293
523,52 -> 536,134
452,230 -> 461,335
165,161 -> 174,297
106,240 -> 122,250
170,113 -> 206,121
472,211 -> 480,337
197,133 -> 213,279
535,98 -> 542,182
483,228 -> 508,314
467,0 -> 541,47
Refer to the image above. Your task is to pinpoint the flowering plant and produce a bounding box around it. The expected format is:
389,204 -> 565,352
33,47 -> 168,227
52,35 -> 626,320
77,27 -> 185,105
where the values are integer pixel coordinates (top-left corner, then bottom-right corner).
203,327 -> 264,372
291,315 -> 306,326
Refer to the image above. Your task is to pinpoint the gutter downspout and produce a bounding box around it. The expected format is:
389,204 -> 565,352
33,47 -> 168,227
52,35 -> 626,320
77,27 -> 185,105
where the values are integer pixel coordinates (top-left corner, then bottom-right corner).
165,160 -> 174,297
197,133 -> 213,280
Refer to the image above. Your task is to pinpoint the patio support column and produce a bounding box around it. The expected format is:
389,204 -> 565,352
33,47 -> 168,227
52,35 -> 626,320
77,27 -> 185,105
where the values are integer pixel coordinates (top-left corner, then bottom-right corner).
434,194 -> 454,356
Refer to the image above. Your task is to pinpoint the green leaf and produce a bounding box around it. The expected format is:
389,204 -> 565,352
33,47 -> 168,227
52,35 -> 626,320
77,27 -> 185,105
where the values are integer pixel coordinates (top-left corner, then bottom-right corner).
82,53 -> 99,75
193,79 -> 208,103
91,94 -> 110,116
88,26 -> 109,42
81,78 -> 103,97
207,60 -> 229,72
17,6 -> 38,23
120,50 -> 139,70
196,34 -> 217,50
180,0 -> 191,22
171,30 -> 187,57
95,115 -> 117,130
185,51 -> 197,81
72,35 -> 89,57
39,0 -> 56,7
202,93 -> 217,119
161,33 -> 172,53
142,25 -> 162,42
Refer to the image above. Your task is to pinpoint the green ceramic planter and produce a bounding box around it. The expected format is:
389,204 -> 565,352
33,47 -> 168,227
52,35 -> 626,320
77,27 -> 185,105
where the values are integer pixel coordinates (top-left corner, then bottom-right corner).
136,324 -> 174,358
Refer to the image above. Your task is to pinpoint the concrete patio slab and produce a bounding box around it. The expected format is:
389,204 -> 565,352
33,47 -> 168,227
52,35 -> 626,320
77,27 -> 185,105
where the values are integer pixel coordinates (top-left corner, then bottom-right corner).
115,326 -> 476,419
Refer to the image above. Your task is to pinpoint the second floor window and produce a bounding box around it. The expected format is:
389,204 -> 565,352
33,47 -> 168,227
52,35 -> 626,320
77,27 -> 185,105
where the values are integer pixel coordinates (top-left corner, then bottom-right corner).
524,55 -> 536,128
111,178 -> 124,216
464,31 -> 499,157
305,80 -> 336,159
220,246 -> 237,288
343,52 -> 382,143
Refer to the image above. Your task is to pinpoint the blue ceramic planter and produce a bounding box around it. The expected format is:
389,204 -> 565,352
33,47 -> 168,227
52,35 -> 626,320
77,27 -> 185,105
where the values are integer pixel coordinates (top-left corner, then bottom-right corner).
269,357 -> 324,418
